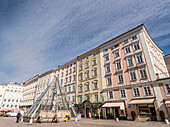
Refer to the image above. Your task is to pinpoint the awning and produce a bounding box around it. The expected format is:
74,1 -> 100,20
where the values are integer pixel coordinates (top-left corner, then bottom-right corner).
128,99 -> 154,104
165,100 -> 170,105
102,102 -> 125,110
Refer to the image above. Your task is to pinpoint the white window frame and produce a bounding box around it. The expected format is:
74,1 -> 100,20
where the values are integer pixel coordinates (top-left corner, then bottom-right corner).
139,68 -> 148,79
117,74 -> 124,83
120,89 -> 127,98
108,91 -> 114,99
115,61 -> 122,70
129,70 -> 137,81
143,86 -> 153,96
124,46 -> 131,54
136,54 -> 144,64
126,57 -> 134,67
106,65 -> 111,73
105,55 -> 110,62
164,83 -> 170,96
133,42 -> 140,51
114,50 -> 120,58
107,77 -> 112,85
132,87 -> 141,97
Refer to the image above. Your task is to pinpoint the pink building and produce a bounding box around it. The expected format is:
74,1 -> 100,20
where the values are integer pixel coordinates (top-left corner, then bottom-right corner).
53,59 -> 77,104
99,24 -> 169,121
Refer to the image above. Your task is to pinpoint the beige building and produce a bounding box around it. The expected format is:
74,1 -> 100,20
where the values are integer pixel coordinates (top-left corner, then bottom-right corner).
75,47 -> 103,117
0,84 -> 7,109
20,75 -> 39,112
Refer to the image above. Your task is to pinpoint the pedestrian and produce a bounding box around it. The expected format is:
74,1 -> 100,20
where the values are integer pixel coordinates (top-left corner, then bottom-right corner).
16,111 -> 21,123
52,114 -> 58,123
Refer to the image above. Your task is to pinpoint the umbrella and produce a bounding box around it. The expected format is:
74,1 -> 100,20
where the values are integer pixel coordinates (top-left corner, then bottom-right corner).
4,108 -> 15,112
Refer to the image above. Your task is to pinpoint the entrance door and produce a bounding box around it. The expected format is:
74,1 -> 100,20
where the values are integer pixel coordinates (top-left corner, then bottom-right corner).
106,108 -> 114,119
115,108 -> 119,118
86,106 -> 91,118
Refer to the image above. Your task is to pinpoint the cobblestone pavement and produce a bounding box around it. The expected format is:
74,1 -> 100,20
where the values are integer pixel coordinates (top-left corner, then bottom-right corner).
0,117 -> 169,127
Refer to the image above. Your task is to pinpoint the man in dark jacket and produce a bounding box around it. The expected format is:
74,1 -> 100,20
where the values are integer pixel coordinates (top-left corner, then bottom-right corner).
16,111 -> 21,123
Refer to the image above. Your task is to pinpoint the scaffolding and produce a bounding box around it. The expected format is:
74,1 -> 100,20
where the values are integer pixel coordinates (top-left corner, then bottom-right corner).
23,77 -> 76,123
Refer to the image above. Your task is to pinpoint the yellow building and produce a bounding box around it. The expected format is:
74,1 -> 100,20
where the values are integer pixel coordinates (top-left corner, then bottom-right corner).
75,47 -> 103,118
0,84 -> 7,109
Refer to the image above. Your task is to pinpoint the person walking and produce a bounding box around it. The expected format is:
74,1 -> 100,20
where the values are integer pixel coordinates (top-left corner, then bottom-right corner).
16,111 -> 21,123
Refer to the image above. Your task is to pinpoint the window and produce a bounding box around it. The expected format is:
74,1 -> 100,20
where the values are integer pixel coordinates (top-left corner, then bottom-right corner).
86,84 -> 89,91
68,96 -> 70,101
94,82 -> 98,89
66,70 -> 68,75
72,85 -> 75,91
65,87 -> 67,93
114,50 -> 120,58
133,42 -> 140,51
73,75 -> 76,81
86,71 -> 89,78
164,84 -> 170,95
74,62 -> 76,65
104,48 -> 108,53
123,39 -> 129,45
116,61 -> 122,70
127,57 -> 133,66
69,86 -> 71,92
73,67 -> 76,72
132,35 -> 138,41
95,94 -> 98,102
65,78 -> 68,83
86,95 -> 90,101
67,66 -> 69,68
118,74 -> 124,83
79,96 -> 82,103
139,68 -> 147,79
124,46 -> 131,54
120,89 -> 126,98
107,77 -> 112,85
4,99 -> 6,102
80,74 -> 83,80
69,76 -> 72,82
93,59 -> 96,65
57,74 -> 59,77
106,65 -> 111,73
72,95 -> 75,102
79,86 -> 83,92
61,72 -> 64,77
93,69 -> 97,76
8,99 -> 10,102
143,86 -> 152,96
61,79 -> 63,85
105,55 -> 109,62
16,100 -> 18,102
129,71 -> 137,81
108,91 -> 113,99
113,44 -> 119,49
136,54 -> 144,64
70,69 -> 72,74
133,88 -> 140,97
80,65 -> 83,70
86,62 -> 89,68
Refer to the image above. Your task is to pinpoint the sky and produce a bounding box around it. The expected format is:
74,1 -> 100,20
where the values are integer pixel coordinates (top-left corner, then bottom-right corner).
0,0 -> 170,83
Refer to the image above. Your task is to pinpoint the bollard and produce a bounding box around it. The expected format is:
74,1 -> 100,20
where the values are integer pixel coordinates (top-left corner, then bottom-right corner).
116,118 -> 119,122
165,119 -> 169,124
75,118 -> 77,122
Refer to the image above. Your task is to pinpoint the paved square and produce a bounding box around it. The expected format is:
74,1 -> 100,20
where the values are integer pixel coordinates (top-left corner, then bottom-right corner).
0,117 -> 168,127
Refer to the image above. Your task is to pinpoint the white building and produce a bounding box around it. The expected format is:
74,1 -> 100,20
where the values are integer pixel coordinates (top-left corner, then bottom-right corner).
1,82 -> 24,109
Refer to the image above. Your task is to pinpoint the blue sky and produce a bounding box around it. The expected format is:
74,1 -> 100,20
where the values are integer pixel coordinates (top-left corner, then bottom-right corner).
0,0 -> 170,83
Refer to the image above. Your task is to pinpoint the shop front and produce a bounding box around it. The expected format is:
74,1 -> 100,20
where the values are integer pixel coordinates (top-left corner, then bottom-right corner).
164,99 -> 170,120
101,101 -> 126,120
75,100 -> 103,118
128,98 -> 157,121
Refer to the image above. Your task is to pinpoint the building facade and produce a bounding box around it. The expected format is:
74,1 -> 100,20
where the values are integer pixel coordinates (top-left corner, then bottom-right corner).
53,59 -> 77,104
164,54 -> 170,76
99,24 -> 169,121
0,84 -> 7,109
20,75 -> 39,112
75,47 -> 103,118
1,82 -> 24,110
